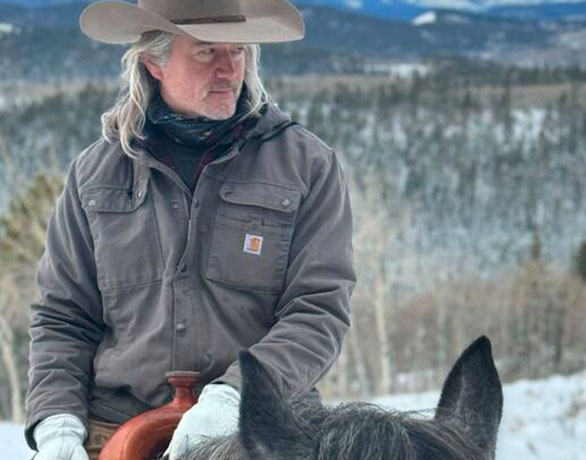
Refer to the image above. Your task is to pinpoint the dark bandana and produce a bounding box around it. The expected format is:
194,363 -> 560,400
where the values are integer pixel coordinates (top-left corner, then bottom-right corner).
146,84 -> 254,150
139,85 -> 262,187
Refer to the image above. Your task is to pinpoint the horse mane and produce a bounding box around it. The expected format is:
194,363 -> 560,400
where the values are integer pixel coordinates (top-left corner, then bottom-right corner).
184,401 -> 486,460
183,434 -> 241,460
309,403 -> 485,460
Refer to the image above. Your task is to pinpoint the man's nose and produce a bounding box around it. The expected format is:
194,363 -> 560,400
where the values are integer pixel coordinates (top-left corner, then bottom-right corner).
215,50 -> 238,79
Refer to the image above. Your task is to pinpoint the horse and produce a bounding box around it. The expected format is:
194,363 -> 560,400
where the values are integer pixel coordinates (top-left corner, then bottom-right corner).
180,336 -> 503,460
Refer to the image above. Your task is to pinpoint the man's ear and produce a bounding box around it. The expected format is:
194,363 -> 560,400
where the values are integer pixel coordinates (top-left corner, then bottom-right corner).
238,351 -> 313,460
143,56 -> 163,81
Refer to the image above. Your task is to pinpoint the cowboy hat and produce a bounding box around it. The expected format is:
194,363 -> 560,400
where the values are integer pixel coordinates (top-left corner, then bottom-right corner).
80,0 -> 305,44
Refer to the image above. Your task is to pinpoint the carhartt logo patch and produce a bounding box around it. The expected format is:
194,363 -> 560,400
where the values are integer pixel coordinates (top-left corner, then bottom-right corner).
243,234 -> 263,255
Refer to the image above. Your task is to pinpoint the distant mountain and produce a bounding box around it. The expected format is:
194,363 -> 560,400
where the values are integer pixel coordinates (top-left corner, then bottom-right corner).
301,0 -> 586,21
1,0 -> 586,22
0,3 -> 86,28
489,2 -> 586,21
1,1 -> 585,78
0,4 -> 564,53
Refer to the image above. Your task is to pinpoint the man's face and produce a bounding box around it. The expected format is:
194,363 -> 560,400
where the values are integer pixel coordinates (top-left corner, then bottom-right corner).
145,35 -> 246,120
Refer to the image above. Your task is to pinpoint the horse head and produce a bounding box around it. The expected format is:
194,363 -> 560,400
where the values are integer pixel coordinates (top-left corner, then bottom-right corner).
238,336 -> 503,460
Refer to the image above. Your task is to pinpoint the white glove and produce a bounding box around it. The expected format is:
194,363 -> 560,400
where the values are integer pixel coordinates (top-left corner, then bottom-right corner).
165,383 -> 240,459
33,413 -> 89,460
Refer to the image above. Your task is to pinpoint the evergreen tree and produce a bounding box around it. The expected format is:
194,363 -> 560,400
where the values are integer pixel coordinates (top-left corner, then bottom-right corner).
0,172 -> 64,275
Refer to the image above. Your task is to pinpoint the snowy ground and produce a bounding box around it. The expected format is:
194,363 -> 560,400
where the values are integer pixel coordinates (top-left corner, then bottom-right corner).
2,369 -> 585,459
0,422 -> 34,459
373,369 -> 586,460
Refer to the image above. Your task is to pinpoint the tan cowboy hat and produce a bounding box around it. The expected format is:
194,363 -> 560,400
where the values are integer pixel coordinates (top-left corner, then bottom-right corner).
80,0 -> 305,44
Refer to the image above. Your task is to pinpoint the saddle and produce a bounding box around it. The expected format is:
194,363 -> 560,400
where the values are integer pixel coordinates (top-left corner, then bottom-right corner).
98,372 -> 199,460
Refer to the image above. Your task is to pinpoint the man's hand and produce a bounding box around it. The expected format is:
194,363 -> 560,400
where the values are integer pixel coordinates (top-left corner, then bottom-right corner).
165,383 -> 240,459
33,414 -> 89,460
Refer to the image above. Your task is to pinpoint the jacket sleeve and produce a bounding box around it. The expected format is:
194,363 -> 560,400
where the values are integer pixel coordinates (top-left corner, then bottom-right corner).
25,158 -> 104,449
215,149 -> 356,397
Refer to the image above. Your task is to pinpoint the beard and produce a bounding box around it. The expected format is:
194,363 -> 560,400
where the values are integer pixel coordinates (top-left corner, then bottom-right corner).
200,83 -> 243,120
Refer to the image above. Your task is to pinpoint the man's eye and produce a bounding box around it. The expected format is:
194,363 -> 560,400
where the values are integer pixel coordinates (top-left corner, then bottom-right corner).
232,47 -> 245,54
194,49 -> 215,61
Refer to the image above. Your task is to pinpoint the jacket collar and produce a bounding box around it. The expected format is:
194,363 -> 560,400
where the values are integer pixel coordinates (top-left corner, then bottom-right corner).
245,102 -> 292,141
133,102 -> 295,191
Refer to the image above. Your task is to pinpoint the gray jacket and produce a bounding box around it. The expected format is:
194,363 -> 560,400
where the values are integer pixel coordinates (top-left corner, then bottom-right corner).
25,104 -> 355,448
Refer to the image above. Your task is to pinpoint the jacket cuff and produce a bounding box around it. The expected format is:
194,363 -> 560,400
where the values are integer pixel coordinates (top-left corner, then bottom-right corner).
210,361 -> 242,392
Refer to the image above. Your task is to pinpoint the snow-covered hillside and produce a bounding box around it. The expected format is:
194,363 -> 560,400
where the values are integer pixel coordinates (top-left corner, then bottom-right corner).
374,369 -> 586,459
3,369 -> 585,459
298,0 -> 586,21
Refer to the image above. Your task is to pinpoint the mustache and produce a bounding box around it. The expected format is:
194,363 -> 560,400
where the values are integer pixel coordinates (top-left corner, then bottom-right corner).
209,83 -> 239,92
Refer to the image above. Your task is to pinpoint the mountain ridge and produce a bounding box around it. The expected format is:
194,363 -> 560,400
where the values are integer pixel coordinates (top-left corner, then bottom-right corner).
1,2 -> 585,71
1,0 -> 585,22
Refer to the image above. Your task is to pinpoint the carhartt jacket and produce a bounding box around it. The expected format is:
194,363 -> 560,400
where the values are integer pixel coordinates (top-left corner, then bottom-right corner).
25,104 -> 355,448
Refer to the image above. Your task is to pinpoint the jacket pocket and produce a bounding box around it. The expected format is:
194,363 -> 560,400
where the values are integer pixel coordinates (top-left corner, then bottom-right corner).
206,182 -> 301,292
81,183 -> 164,290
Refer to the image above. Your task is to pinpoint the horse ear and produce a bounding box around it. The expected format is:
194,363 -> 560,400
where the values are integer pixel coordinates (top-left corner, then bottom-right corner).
434,336 -> 503,458
238,351 -> 313,460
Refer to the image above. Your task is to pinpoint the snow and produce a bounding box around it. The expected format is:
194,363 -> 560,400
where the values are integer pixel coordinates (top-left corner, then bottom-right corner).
412,11 -> 438,25
406,0 -> 482,11
344,0 -> 364,9
2,370 -> 584,459
373,369 -> 586,460
484,0 -> 586,5
363,61 -> 431,77
404,0 -> 586,9
557,29 -> 586,50
0,422 -> 34,459
0,23 -> 15,34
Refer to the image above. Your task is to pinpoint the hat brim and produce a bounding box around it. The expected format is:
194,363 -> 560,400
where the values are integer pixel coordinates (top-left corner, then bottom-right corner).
80,1 -> 305,44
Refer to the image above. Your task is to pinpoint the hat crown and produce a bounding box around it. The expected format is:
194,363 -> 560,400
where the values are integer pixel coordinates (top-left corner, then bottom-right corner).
139,0 -> 244,22
80,0 -> 304,45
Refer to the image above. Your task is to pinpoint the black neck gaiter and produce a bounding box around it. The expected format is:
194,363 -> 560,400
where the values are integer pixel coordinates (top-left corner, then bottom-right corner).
146,84 -> 254,150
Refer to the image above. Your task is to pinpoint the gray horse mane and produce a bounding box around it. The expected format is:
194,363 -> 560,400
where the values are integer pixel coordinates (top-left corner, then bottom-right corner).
185,402 -> 485,460
183,434 -> 241,460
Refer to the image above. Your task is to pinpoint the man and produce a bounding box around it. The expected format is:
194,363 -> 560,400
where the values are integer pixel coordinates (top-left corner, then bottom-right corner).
25,1 -> 356,459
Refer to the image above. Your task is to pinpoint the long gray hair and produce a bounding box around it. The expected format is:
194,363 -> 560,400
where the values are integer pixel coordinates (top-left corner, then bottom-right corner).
101,31 -> 269,158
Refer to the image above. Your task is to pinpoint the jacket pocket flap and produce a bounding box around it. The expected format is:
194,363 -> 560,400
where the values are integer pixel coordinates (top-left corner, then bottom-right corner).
81,185 -> 148,213
220,183 -> 301,213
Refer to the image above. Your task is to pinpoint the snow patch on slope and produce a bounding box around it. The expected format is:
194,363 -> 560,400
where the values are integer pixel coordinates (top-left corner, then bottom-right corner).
344,0 -> 364,9
413,11 -> 438,24
0,23 -> 16,34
